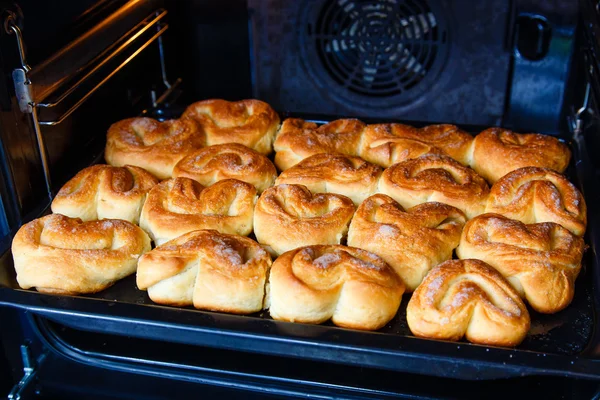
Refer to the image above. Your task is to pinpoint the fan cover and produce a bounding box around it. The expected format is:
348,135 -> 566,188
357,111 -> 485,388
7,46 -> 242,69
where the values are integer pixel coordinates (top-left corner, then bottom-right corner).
302,0 -> 449,107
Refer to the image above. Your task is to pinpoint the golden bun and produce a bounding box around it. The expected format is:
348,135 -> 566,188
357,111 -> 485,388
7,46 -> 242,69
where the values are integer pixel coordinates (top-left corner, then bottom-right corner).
12,214 -> 151,295
275,153 -> 383,205
105,117 -> 205,179
470,128 -> 571,183
357,123 -> 443,167
273,118 -> 365,170
348,194 -> 466,291
410,124 -> 474,165
267,245 -> 404,330
173,143 -> 277,193
137,230 -> 271,313
485,167 -> 586,236
378,154 -> 489,219
456,213 -> 585,313
406,259 -> 530,347
139,178 -> 256,246
253,184 -> 356,256
274,119 -> 473,170
181,99 -> 280,155
51,164 -> 159,224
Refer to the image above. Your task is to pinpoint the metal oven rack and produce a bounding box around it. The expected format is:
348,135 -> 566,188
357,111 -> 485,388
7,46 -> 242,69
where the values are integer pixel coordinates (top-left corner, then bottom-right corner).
2,2 -> 181,203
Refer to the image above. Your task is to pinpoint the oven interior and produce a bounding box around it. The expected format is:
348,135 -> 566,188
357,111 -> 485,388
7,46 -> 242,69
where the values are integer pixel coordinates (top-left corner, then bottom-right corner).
1,0 -> 600,398
0,0 -> 585,229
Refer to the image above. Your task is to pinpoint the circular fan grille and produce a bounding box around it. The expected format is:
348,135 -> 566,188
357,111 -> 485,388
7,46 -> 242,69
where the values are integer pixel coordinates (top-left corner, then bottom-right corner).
303,0 -> 448,103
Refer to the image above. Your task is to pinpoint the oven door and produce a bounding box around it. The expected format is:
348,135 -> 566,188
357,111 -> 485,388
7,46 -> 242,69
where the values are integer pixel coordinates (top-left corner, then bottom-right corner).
2,309 -> 600,399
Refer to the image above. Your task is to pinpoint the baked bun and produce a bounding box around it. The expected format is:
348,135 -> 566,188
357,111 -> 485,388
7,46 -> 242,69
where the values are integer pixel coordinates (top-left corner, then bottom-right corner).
105,117 -> 205,179
273,118 -> 366,170
456,214 -> 585,313
274,120 -> 474,170
409,124 -> 474,165
51,164 -> 159,224
357,124 -> 444,168
173,143 -> 277,193
348,194 -> 466,291
378,154 -> 489,219
470,128 -> 571,183
406,259 -> 530,347
267,245 -> 404,330
485,167 -> 586,236
140,178 -> 256,246
181,99 -> 280,155
253,184 -> 356,256
275,153 -> 383,205
137,230 -> 271,313
12,214 -> 151,295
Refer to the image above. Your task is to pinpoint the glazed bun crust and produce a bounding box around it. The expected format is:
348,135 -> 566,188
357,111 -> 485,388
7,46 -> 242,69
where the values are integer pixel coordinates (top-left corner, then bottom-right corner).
182,99 -> 280,155
470,128 -> 571,183
411,124 -> 474,165
173,143 -> 277,193
406,259 -> 530,347
273,118 -> 366,170
137,230 -> 271,314
485,167 -> 586,236
267,245 -> 404,330
348,194 -> 466,291
358,124 -> 444,167
105,117 -> 205,179
456,213 -> 585,313
274,119 -> 473,170
139,178 -> 257,245
51,164 -> 159,224
12,214 -> 151,295
275,153 -> 383,205
379,154 -> 489,219
253,184 -> 356,256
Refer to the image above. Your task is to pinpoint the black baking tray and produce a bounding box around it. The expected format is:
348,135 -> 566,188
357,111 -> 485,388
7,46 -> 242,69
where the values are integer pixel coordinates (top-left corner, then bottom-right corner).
1,112 -> 599,381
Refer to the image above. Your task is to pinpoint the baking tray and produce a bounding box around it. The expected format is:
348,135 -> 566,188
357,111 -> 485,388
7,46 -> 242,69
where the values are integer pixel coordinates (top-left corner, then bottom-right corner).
1,112 -> 600,381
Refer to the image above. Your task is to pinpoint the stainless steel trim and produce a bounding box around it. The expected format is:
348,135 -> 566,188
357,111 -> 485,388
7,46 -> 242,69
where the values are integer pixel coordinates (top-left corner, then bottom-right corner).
3,3 -> 178,202
37,10 -> 168,109
30,107 -> 53,200
12,69 -> 33,114
7,345 -> 47,400
38,23 -> 169,126
154,77 -> 183,107
6,17 -> 31,73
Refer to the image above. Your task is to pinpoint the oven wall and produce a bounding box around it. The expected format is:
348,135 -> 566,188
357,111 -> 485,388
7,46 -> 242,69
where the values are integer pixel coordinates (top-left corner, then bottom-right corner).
166,0 -> 253,103
245,0 -> 577,132
503,0 -> 579,134
249,0 -> 513,127
0,0 -> 579,230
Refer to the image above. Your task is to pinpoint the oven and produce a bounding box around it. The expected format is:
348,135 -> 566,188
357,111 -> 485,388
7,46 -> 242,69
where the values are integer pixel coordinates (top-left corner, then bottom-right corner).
1,0 -> 600,398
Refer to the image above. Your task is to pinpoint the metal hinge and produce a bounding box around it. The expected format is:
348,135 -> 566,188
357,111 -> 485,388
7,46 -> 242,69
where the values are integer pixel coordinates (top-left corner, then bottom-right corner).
3,12 -> 52,200
12,68 -> 33,114
573,81 -> 591,138
8,345 -> 47,400
5,11 -> 32,113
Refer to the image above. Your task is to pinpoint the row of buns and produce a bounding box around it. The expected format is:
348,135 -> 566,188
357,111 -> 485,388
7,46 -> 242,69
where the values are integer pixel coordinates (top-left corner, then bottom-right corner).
104,99 -> 571,185
279,152 -> 587,232
11,98 -> 587,348
11,210 -> 541,346
50,151 -> 587,245
15,161 -> 586,335
273,118 -> 571,185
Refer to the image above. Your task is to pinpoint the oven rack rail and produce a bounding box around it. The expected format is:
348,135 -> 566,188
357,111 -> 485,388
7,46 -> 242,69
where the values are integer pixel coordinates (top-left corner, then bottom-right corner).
2,2 -> 181,203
